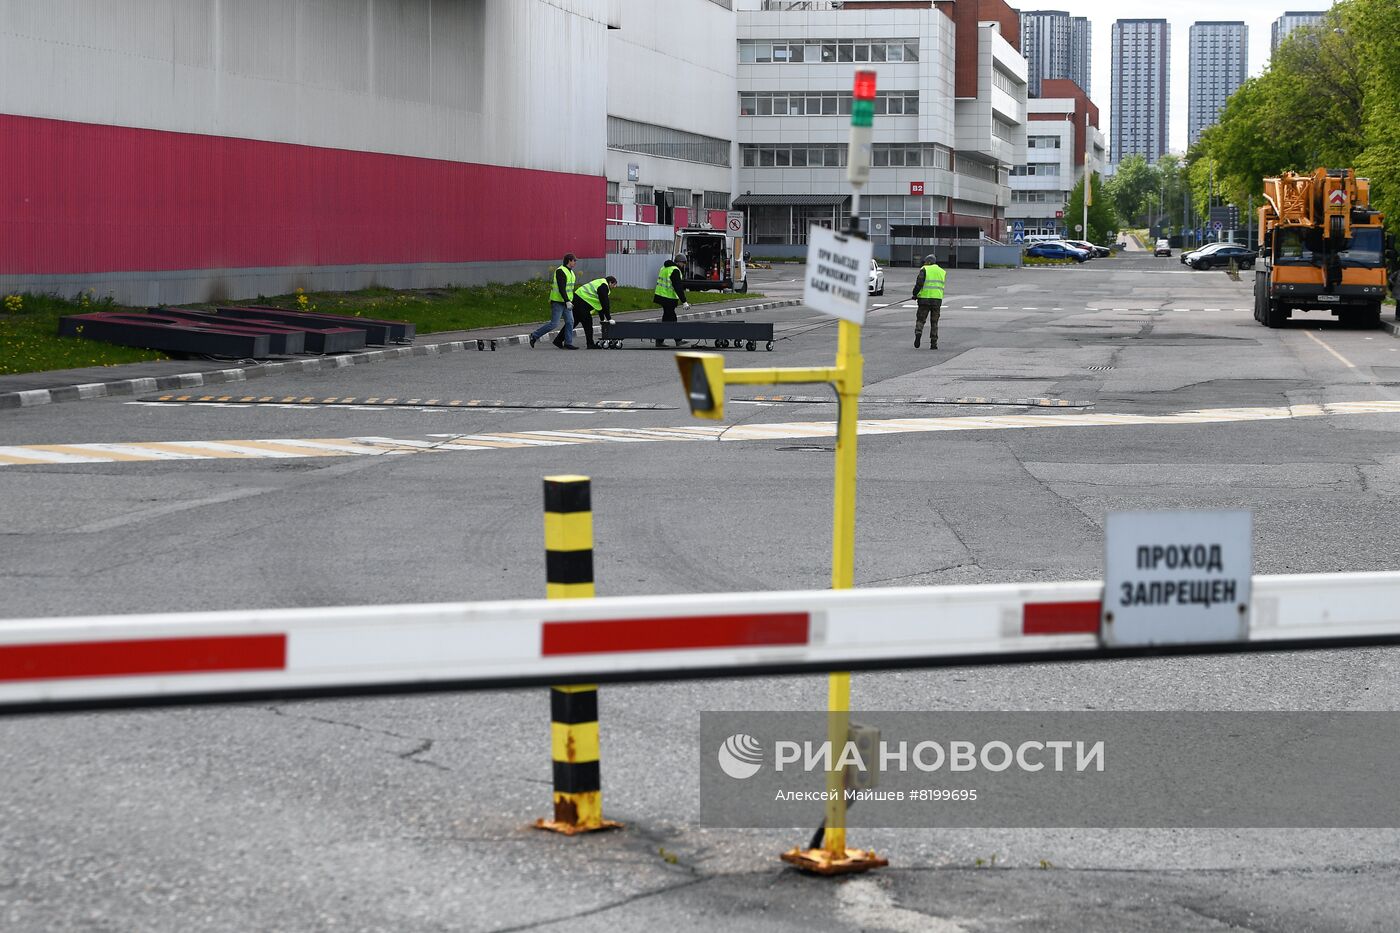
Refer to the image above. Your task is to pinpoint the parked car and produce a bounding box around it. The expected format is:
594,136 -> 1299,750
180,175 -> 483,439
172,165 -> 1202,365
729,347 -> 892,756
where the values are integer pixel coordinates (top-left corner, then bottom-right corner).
1186,244 -> 1256,270
1180,241 -> 1230,264
868,258 -> 885,296
1065,238 -> 1111,258
1025,243 -> 1089,263
1154,238 -> 1172,257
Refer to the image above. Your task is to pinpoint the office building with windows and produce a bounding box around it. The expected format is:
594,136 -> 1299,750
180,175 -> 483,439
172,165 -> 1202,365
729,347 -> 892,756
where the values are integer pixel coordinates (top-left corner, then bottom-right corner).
733,0 -> 1026,251
1110,19 -> 1170,164
1007,80 -> 1105,237
1271,11 -> 1326,53
1019,10 -> 1090,99
1188,22 -> 1247,147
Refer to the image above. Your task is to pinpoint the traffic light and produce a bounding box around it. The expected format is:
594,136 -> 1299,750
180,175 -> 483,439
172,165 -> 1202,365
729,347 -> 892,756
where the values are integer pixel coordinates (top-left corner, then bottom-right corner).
676,352 -> 725,419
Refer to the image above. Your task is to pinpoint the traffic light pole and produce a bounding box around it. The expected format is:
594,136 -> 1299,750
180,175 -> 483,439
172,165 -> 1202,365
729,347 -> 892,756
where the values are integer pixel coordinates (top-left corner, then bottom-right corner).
677,70 -> 885,876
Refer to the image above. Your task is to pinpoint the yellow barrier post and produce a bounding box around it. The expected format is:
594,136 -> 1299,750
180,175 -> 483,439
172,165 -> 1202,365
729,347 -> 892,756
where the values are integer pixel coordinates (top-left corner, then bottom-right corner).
535,475 -> 621,835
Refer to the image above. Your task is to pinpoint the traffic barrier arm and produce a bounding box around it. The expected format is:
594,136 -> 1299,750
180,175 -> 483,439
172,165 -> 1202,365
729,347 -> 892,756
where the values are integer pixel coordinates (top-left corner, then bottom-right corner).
6,574 -> 1400,714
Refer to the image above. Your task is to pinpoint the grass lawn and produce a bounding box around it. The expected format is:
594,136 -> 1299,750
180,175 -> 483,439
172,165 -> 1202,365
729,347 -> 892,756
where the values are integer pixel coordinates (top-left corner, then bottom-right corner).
0,293 -> 166,376
0,281 -> 754,377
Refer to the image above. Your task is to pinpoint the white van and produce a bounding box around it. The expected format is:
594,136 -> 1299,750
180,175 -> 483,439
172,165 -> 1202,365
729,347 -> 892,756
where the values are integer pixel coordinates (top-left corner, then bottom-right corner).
673,227 -> 748,293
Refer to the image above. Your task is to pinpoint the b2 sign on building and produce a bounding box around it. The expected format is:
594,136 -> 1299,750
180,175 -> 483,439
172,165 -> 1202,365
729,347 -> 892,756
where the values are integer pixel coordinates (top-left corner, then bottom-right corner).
1102,510 -> 1253,647
803,224 -> 873,325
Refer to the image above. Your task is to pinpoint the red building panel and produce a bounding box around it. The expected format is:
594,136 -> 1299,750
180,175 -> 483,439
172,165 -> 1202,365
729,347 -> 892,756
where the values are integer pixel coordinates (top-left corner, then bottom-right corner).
0,114 -> 604,275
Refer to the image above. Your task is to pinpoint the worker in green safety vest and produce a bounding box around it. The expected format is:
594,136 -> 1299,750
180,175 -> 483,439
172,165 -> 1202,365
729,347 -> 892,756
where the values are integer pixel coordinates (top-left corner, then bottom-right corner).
912,253 -> 947,349
653,259 -> 692,348
571,275 -> 617,349
530,253 -> 579,349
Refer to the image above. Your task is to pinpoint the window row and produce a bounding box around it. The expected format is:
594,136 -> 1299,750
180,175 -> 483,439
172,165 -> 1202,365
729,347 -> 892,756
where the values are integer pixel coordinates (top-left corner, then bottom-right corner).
992,119 -> 1019,142
740,91 -> 920,116
991,67 -> 1023,96
1011,163 -> 1060,176
1010,190 -> 1070,203
1027,135 -> 1061,149
606,116 -> 731,167
956,159 -> 1003,182
741,143 -> 951,169
739,39 -> 919,64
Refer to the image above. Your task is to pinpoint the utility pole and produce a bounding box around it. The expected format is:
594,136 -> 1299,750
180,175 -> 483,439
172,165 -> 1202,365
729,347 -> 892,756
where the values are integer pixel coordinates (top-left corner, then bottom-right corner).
1082,109 -> 1090,242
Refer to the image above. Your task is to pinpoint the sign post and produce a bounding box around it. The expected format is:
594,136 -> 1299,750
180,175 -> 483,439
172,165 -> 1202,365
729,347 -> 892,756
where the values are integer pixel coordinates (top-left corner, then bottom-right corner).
677,69 -> 883,876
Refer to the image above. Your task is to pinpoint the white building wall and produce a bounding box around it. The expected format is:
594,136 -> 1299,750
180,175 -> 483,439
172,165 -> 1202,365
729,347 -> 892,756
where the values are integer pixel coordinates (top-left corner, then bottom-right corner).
606,0 -> 737,207
0,0 -> 608,176
1008,96 -> 1105,237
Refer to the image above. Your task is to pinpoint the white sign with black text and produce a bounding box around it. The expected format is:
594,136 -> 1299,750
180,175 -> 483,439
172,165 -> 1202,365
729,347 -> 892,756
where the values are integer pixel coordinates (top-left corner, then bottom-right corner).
1102,510 -> 1253,647
802,224 -> 873,325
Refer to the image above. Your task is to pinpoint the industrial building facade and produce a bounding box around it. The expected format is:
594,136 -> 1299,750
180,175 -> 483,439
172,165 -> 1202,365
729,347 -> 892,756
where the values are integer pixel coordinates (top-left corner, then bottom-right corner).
2,0 -> 1027,302
0,0 -> 613,306
733,0 -> 1027,252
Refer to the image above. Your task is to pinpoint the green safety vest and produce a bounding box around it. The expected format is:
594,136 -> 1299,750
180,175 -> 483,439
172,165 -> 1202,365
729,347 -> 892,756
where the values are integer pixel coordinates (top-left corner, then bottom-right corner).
917,264 -> 946,300
655,265 -> 680,300
550,265 -> 577,302
574,278 -> 607,310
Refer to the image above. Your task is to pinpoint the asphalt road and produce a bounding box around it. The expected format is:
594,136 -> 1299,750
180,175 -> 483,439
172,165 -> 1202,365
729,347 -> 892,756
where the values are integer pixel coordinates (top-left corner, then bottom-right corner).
5,253 -> 1400,931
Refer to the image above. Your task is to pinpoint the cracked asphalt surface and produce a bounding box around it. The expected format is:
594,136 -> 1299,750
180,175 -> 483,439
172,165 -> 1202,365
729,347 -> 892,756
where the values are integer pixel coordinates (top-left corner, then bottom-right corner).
5,254 -> 1400,931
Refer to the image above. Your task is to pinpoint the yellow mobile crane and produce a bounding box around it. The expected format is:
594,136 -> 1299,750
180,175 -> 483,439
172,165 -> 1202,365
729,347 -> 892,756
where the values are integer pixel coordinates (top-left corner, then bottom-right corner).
1253,167 -> 1391,328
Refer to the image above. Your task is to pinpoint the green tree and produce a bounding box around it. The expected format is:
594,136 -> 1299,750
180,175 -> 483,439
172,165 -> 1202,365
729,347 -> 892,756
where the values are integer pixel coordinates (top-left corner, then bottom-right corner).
1105,154 -> 1155,225
1064,172 -> 1118,244
1194,0 -> 1396,226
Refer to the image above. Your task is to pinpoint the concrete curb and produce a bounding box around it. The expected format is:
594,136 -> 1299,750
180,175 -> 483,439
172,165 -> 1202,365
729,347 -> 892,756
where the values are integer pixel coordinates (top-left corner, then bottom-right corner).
0,299 -> 801,411
1381,316 -> 1400,338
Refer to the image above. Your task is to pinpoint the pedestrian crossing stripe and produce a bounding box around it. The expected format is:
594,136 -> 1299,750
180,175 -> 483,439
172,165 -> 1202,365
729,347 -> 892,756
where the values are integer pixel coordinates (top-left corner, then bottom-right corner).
4,400 -> 1400,468
739,395 -> 1089,409
143,396 -> 665,411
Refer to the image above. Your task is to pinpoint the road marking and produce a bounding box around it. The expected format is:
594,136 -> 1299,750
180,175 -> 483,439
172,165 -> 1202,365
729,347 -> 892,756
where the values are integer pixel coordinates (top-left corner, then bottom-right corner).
141,395 -> 668,411
6,401 -> 1400,469
993,306 -> 1009,310
738,395 -> 1089,409
1305,331 -> 1358,370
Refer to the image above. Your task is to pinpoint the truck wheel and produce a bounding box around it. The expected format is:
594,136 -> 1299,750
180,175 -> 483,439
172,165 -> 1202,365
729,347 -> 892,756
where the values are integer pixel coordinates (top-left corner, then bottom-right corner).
1264,300 -> 1287,328
736,280 -> 749,294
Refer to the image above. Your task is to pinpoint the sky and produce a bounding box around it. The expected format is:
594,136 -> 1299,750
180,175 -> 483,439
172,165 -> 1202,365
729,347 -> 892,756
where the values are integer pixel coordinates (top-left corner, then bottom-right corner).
1032,0 -> 1319,155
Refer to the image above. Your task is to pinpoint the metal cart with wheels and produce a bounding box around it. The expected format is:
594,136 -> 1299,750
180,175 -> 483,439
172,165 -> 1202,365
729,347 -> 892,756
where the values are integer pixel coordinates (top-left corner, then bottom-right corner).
599,320 -> 774,350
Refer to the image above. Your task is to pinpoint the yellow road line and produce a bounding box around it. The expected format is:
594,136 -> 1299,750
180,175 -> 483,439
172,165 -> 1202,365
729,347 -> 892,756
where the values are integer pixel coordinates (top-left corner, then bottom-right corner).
1305,331 -> 1358,370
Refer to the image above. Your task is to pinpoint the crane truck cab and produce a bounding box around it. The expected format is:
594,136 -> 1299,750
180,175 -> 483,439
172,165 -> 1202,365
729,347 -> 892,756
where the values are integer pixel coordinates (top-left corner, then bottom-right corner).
1254,168 -> 1391,328
673,227 -> 747,293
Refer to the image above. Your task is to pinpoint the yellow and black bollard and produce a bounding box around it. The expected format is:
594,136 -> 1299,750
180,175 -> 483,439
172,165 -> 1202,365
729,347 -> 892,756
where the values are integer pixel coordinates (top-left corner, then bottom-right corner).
535,475 -> 621,835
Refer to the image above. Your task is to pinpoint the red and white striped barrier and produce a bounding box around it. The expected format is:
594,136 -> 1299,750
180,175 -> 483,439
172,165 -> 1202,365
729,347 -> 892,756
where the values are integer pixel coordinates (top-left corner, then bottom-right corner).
4,572 -> 1400,713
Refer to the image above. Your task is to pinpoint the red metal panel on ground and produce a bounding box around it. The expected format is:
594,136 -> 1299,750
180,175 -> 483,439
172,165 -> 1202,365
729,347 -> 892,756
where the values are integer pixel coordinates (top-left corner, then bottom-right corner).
541,613 -> 810,656
0,114 -> 604,274
1023,601 -> 1102,636
0,635 -> 286,681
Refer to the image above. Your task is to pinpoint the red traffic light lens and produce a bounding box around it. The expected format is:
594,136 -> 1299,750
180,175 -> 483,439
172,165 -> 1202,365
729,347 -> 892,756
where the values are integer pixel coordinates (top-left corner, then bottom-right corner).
853,70 -> 877,100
